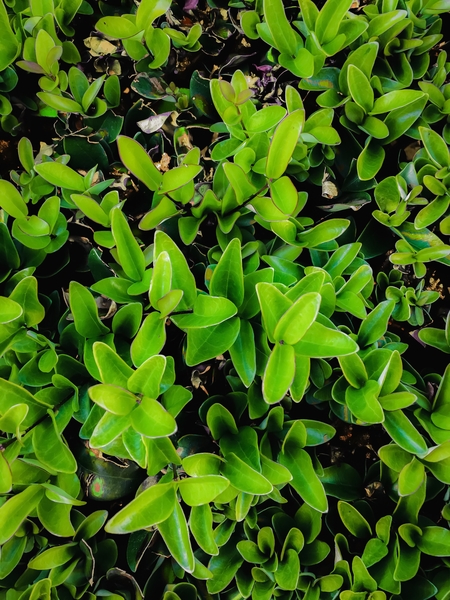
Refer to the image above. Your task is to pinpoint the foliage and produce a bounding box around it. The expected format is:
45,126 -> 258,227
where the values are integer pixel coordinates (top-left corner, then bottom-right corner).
1,0 -> 450,599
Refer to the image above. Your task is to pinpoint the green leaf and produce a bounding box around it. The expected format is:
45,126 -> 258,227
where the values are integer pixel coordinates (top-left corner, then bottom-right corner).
256,282 -> 292,343
370,91 -> 428,115
274,292 -> 321,345
29,543 -> 78,569
206,403 -> 238,439
111,207 -> 145,282
105,482 -> 176,533
347,65 -> 374,113
90,411 -> 131,448
382,95 -> 428,144
357,140 -> 385,181
416,526 -> 450,556
136,0 -> 171,27
0,535 -> 27,578
130,396 -> 177,438
185,317 -> 240,366
9,276 -> 45,327
383,410 -> 428,455
266,110 -> 305,179
74,510 -> 108,541
131,312 -> 166,367
183,453 -> 222,476
398,458 -> 425,496
315,0 -> 352,45
263,0 -> 299,55
223,162 -> 257,205
275,549 -> 300,590
247,105 -> 287,133
338,501 -> 372,538
229,319 -> 256,388
0,379 -> 47,429
69,281 -> 109,338
207,538 -> 244,593
296,219 -> 349,247
319,463 -> 362,500
261,454 -> 292,485
154,230 -> 196,310
149,250 -> 172,308
0,486 -> 45,545
279,447 -> 328,513
263,343 -> 296,404
346,380 -> 384,424
89,384 -> 136,415
419,126 -> 450,167
357,300 -> 394,347
431,364 -> 450,428
270,176 -> 298,215
157,501 -> 195,573
339,353 -> 368,388
172,295 -> 237,329
178,476 -> 229,506
294,321 -> 358,357
71,194 -> 109,226
210,238 -> 244,307
82,75 -> 105,113
0,297 -> 22,324
0,181 -> 28,219
161,165 -> 202,193
221,453 -> 272,495
0,0 -> 19,71
93,342 -> 134,387
127,354 -> 166,398
237,540 -> 268,563
34,161 -> 85,191
117,136 -> 162,191
33,414 -> 78,473
0,452 -> 12,493
96,16 -> 140,38
37,92 -> 84,113
189,504 -> 219,555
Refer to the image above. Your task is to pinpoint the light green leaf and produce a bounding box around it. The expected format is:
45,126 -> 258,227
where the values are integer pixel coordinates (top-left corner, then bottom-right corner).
263,343 -> 296,404
210,238 -> 244,307
34,162 -> 85,191
0,181 -> 28,219
157,501 -> 195,573
154,230 -> 196,310
117,135 -> 162,191
88,384 -> 136,415
185,317 -> 240,366
266,110 -> 305,179
0,486 -> 44,545
105,482 -> 176,533
130,396 -> 177,438
69,281 -> 109,338
294,321 -> 358,357
274,292 -> 321,345
279,447 -> 328,513
178,476 -> 230,506
221,453 -> 273,495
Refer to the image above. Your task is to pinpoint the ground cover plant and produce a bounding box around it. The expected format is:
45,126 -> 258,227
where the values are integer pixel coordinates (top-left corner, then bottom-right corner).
2,0 -> 450,598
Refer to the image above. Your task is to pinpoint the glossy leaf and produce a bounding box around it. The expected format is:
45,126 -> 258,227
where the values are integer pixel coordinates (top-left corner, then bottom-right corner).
266,110 -> 305,179
117,136 -> 162,191
279,447 -> 328,513
105,482 -> 176,533
210,239 -> 244,307
0,485 -> 44,545
178,476 -> 229,506
263,343 -> 296,404
157,501 -> 195,573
